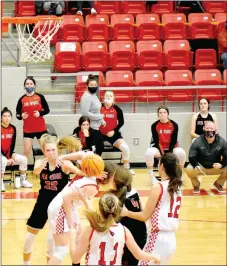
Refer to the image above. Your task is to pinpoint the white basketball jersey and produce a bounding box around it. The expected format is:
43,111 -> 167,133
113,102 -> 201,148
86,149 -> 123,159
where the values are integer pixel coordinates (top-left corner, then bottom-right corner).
151,180 -> 182,232
86,223 -> 126,265
49,176 -> 98,217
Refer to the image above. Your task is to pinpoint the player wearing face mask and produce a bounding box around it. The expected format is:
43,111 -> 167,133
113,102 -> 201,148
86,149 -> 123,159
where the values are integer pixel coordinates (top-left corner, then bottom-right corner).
100,91 -> 135,175
185,121 -> 227,194
16,77 -> 50,159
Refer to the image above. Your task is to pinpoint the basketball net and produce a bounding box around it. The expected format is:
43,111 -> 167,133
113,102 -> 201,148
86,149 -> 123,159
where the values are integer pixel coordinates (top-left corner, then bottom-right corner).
16,19 -> 62,63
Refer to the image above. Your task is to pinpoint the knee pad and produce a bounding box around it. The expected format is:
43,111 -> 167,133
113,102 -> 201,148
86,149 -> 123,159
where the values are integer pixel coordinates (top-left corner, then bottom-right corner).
53,246 -> 68,262
1,156 -> 8,174
14,154 -> 27,171
144,147 -> 158,166
46,231 -> 55,258
24,232 -> 36,254
173,148 -> 186,165
119,143 -> 130,161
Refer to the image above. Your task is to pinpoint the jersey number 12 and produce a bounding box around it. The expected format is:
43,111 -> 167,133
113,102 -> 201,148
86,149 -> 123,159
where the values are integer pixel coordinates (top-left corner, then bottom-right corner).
168,196 -> 181,218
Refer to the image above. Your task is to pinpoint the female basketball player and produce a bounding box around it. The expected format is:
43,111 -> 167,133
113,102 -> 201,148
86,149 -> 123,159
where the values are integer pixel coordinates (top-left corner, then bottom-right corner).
80,74 -> 106,156
22,134 -> 84,266
190,98 -> 218,142
100,90 -> 135,175
1,107 -> 32,191
47,154 -> 106,265
145,105 -> 186,184
121,153 -> 183,265
70,193 -> 160,265
16,77 -> 50,158
72,116 -> 96,152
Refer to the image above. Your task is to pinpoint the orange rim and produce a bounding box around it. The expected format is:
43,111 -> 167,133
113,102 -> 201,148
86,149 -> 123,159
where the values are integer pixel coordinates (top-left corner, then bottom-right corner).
1,16 -> 62,25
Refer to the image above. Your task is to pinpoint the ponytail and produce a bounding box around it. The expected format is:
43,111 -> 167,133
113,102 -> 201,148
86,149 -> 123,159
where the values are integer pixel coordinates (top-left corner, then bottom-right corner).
85,193 -> 120,233
160,153 -> 183,197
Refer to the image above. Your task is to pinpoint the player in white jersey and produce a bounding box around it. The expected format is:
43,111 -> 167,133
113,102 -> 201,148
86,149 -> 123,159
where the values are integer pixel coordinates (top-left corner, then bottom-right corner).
121,153 -> 183,265
47,159 -> 116,265
71,193 -> 160,265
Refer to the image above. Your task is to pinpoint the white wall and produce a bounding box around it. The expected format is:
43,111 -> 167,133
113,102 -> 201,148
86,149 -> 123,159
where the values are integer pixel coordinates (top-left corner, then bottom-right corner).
2,67 -> 227,164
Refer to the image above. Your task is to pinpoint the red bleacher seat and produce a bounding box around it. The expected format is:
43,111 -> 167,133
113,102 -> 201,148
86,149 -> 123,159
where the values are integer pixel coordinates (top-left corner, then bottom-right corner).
82,41 -> 108,71
164,70 -> 195,103
188,13 -> 214,39
215,13 -> 227,32
202,1 -> 227,15
15,1 -> 35,16
151,1 -> 174,14
135,70 -> 164,102
59,15 -> 84,43
194,69 -> 224,102
136,40 -> 162,70
109,41 -> 135,71
162,13 -> 187,40
135,14 -> 161,40
163,40 -> 193,70
94,1 -> 120,15
195,49 -> 217,69
122,1 -> 146,14
54,42 -> 81,72
85,14 -> 109,41
111,14 -> 135,40
75,72 -> 105,105
105,71 -> 134,102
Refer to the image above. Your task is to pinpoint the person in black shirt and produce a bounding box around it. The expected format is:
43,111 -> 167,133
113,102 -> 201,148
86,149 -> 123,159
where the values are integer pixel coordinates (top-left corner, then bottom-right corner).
73,116 -> 96,152
22,134 -> 85,266
190,98 -> 218,142
186,121 -> 227,194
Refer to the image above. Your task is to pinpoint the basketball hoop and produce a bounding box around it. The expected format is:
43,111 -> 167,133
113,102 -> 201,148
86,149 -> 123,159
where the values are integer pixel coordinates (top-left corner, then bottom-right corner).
2,16 -> 62,63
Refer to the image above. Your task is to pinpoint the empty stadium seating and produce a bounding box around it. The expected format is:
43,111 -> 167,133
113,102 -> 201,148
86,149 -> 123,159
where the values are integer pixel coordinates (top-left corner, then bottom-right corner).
202,1 -> 227,15
162,13 -> 187,40
59,15 -> 84,43
54,42 -> 81,72
94,1 -> 120,15
188,13 -> 214,39
85,14 -> 109,41
109,41 -> 135,70
163,40 -> 193,69
151,1 -> 174,14
105,71 -> 134,103
195,49 -> 217,69
111,14 -> 134,40
136,40 -> 163,70
135,14 -> 161,40
215,13 -> 227,32
135,70 -> 164,102
122,1 -> 146,14
14,0 -> 35,16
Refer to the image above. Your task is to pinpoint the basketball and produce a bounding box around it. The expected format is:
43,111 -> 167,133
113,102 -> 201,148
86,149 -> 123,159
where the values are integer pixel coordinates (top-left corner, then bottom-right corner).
81,154 -> 104,177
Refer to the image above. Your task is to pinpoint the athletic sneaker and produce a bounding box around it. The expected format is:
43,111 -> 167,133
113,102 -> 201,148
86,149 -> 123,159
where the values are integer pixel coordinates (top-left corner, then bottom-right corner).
193,186 -> 200,194
20,179 -> 33,188
214,181 -> 225,193
91,8 -> 97,14
1,180 -> 6,192
76,10 -> 83,15
124,165 -> 135,175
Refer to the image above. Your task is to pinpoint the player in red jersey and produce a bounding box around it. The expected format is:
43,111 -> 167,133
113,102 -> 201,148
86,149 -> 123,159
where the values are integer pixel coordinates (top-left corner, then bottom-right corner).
100,91 -> 135,175
71,193 -> 160,265
1,107 -> 32,191
145,106 -> 186,184
16,77 -> 50,158
121,153 -> 183,265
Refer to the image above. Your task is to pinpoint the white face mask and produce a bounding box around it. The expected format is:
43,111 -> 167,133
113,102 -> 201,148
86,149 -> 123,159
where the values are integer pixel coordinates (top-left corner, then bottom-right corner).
104,98 -> 113,105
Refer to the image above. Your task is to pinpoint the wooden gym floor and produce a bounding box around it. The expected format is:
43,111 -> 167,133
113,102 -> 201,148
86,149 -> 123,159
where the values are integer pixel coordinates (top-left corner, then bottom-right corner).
2,169 -> 226,265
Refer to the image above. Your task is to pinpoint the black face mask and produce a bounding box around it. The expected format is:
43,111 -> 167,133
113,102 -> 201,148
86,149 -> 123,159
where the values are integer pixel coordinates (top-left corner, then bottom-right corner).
88,87 -> 98,94
204,130 -> 216,138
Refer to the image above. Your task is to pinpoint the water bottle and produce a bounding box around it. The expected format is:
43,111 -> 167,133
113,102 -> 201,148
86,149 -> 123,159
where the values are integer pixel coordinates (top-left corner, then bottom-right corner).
15,174 -> 21,189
